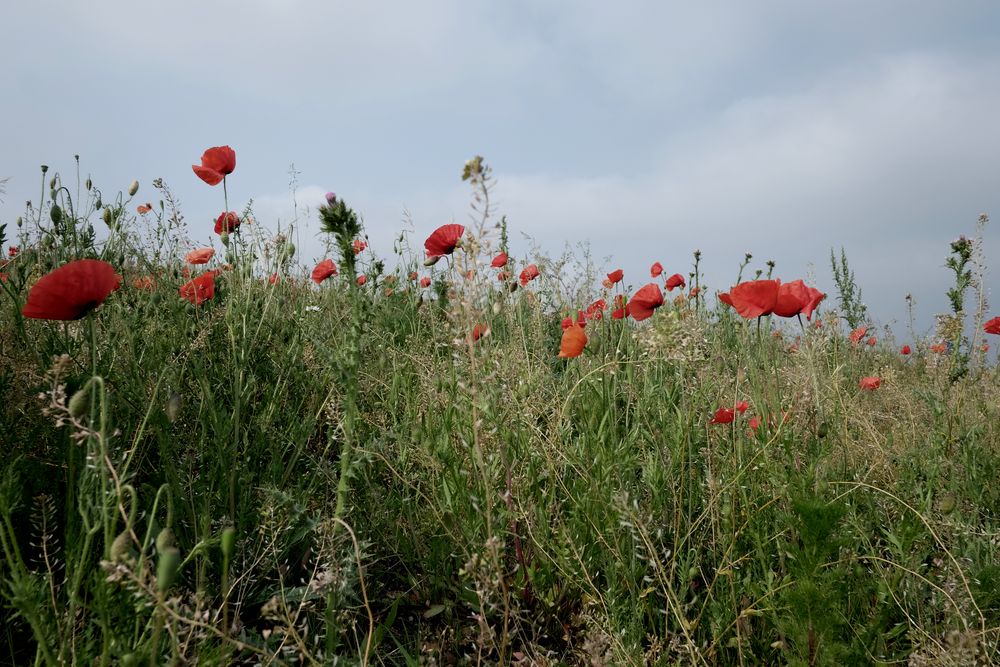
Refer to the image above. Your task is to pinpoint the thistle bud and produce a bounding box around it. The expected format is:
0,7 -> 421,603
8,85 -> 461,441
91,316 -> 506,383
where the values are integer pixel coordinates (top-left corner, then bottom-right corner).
221,526 -> 236,560
156,547 -> 180,593
155,527 -> 176,552
128,180 -> 139,196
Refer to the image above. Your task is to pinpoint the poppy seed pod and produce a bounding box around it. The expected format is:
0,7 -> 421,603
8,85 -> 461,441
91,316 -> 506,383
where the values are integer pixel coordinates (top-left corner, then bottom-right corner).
40,164 -> 48,174
128,180 -> 139,196
221,526 -> 236,560
156,546 -> 180,593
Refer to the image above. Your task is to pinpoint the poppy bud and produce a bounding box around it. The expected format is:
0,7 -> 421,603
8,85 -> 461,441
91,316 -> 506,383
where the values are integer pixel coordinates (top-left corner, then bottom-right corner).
85,177 -> 92,191
110,530 -> 132,562
423,255 -> 440,267
220,231 -> 230,246
121,654 -> 138,667
128,180 -> 139,196
102,207 -> 113,226
67,379 -> 95,419
508,282 -> 518,293
817,422 -> 829,438
225,251 -> 235,264
16,216 -> 22,228
50,205 -> 62,224
155,527 -> 175,552
156,546 -> 180,593
221,526 -> 236,560
284,243 -> 295,258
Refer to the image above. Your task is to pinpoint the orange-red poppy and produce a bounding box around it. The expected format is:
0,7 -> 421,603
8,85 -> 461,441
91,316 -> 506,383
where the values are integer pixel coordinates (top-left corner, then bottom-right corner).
625,283 -> 664,321
491,252 -> 508,268
900,345 -> 911,355
710,407 -> 735,424
650,261 -> 663,278
420,276 -> 431,288
214,211 -> 240,235
409,271 -> 418,281
192,146 -> 236,186
985,316 -> 1000,335
866,336 -> 877,347
859,377 -> 881,391
132,275 -> 155,290
179,271 -> 217,305
718,279 -> 780,319
137,203 -> 153,215
424,224 -> 464,258
311,259 -> 337,284
558,324 -> 587,358
848,326 -> 868,345
664,273 -> 686,291
930,343 -> 946,353
268,273 -> 280,285
352,239 -> 367,255
772,279 -> 825,320
185,248 -> 215,265
561,310 -> 587,330
520,264 -> 540,286
357,275 -> 367,286
22,259 -> 122,320
607,269 -> 624,285
8,246 -> 19,258
472,323 -> 489,341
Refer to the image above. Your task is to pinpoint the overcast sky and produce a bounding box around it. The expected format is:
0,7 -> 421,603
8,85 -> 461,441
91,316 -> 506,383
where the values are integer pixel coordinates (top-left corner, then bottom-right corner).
2,1 -> 999,337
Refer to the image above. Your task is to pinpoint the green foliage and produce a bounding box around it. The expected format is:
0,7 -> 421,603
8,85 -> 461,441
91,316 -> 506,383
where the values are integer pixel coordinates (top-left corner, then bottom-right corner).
830,247 -> 868,328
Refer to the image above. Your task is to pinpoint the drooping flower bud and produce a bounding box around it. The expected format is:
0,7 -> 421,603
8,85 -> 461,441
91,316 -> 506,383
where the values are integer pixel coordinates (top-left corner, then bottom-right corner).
155,527 -> 176,552
156,547 -> 180,593
423,255 -> 441,267
128,180 -> 139,196
221,526 -> 236,560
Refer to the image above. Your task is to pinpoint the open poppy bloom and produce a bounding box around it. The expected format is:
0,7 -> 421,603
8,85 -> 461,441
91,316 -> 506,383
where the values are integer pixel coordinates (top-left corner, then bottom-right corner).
772,280 -> 825,320
192,146 -> 236,186
352,239 -> 367,255
586,299 -> 606,320
311,259 -> 338,284
8,246 -> 19,258
179,271 -> 218,305
866,336 -> 877,346
268,273 -> 280,285
558,323 -> 587,358
132,275 -> 155,290
734,400 -> 749,415
748,415 -> 762,432
650,261 -> 663,278
185,248 -> 215,265
472,323 -> 489,341
689,287 -> 700,298
859,377 -> 881,391
710,407 -> 735,424
985,316 -> 1000,335
409,271 -> 418,281
420,276 -> 431,288
520,264 -> 540,286
930,343 -> 946,353
718,279 -> 780,319
607,269 -> 624,284
900,345 -> 911,355
137,203 -> 153,215
424,224 -> 465,258
214,211 -> 241,235
22,259 -> 122,320
625,283 -> 664,321
491,252 -> 508,268
357,275 -> 367,286
664,273 -> 686,291
848,326 -> 868,345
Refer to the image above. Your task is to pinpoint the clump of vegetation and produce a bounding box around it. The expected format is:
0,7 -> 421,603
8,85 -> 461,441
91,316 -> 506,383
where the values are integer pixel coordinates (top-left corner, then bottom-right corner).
0,152 -> 998,665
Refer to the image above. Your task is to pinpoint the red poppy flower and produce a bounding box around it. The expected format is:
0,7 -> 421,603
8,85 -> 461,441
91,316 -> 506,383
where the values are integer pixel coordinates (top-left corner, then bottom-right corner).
185,248 -> 215,265
625,283 -> 664,321
930,343 -> 946,353
22,259 -> 122,320
866,336 -> 877,347
982,343 -> 990,352
611,308 -> 625,319
748,416 -> 761,432
607,269 -> 624,284
497,271 -> 508,281
472,323 -> 489,341
859,377 -> 881,391
520,264 -> 540,286
848,326 -> 868,345
491,252 -> 508,268
409,271 -> 418,281
8,246 -> 19,258
900,345 -> 911,355
214,211 -> 240,235
558,324 -> 587,358
424,224 -> 465,258
137,204 -> 153,215
718,279 -> 780,319
710,407 -> 735,424
179,271 -> 218,305
268,273 -> 280,285
561,310 -> 587,330
586,299 -> 607,319
735,400 -> 749,415
650,262 -> 663,278
352,239 -> 367,255
664,273 -> 686,291
420,276 -> 431,288
601,278 -> 613,289
132,275 -> 155,290
689,287 -> 700,298
192,145 -> 236,186
984,316 -> 1000,335
357,275 -> 367,286
772,279 -> 826,320
311,259 -> 337,284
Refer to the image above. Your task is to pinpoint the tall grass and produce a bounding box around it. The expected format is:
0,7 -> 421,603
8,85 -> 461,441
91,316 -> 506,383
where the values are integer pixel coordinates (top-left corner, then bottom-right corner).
0,158 -> 998,665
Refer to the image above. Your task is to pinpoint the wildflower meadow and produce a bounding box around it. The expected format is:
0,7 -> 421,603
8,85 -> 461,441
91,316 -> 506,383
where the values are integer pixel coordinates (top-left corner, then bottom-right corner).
1,149 -> 1000,665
